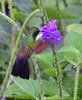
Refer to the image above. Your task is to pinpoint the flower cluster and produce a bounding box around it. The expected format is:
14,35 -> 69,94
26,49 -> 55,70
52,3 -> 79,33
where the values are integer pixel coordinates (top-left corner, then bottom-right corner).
2,97 -> 5,100
42,20 -> 63,45
0,36 -> 3,40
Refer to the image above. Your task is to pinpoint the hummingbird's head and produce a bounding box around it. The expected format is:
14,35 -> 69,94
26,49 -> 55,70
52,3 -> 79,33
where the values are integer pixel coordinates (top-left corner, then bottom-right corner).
30,27 -> 40,40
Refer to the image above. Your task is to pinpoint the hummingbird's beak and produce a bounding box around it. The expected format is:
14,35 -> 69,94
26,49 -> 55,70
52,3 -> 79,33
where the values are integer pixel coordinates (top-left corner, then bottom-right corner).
40,30 -> 45,32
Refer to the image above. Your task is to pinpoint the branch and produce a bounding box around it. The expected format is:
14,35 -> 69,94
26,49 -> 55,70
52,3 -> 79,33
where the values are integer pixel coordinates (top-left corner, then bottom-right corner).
32,54 -> 44,100
56,0 -> 63,35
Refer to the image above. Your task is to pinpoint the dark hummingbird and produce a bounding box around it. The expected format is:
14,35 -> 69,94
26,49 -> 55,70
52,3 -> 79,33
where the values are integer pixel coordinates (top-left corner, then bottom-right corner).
12,27 -> 50,79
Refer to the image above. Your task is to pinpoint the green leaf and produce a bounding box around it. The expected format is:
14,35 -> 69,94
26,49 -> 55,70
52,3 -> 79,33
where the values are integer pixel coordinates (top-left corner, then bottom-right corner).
46,7 -> 75,19
58,47 -> 80,65
65,5 -> 82,24
66,24 -> 82,34
0,50 -> 10,68
12,0 -> 33,14
42,80 -> 58,96
66,5 -> 82,18
14,8 -> 27,21
63,77 -> 82,99
44,68 -> 65,77
0,16 -> 19,34
35,52 -> 53,69
64,31 -> 82,54
28,16 -> 42,28
33,7 -> 75,19
45,90 -> 69,100
58,47 -> 80,59
6,77 -> 58,99
6,84 -> 34,99
0,32 -> 11,46
13,77 -> 40,99
64,64 -> 73,71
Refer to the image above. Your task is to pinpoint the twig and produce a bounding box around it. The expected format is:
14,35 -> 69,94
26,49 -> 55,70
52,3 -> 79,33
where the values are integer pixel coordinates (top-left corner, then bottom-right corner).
0,0 -> 6,14
8,0 -> 16,49
74,66 -> 80,100
39,0 -> 49,25
8,0 -> 14,20
53,51 -> 63,100
32,54 -> 44,100
63,0 -> 68,7
56,0 -> 63,35
0,9 -> 40,99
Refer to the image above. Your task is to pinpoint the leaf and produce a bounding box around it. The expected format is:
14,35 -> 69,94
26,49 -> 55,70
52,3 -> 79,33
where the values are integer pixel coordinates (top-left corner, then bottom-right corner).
14,8 -> 27,21
28,16 -> 42,28
65,5 -> 82,18
6,77 -> 58,99
63,77 -> 82,99
13,77 -> 40,99
64,64 -> 73,71
0,33 -> 11,46
12,0 -> 33,14
6,84 -> 34,99
46,7 -> 75,19
0,16 -> 19,34
64,31 -> 82,54
65,5 -> 82,24
58,47 -> 80,65
66,24 -> 82,34
0,50 -> 10,68
42,80 -> 58,96
35,52 -> 53,69
44,68 -> 65,77
33,7 -> 75,19
58,47 -> 80,60
45,90 -> 69,100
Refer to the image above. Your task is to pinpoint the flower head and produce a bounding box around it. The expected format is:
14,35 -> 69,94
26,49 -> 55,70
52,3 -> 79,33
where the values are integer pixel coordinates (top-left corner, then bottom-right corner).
42,20 -> 63,45
0,36 -> 3,40
2,97 -> 5,100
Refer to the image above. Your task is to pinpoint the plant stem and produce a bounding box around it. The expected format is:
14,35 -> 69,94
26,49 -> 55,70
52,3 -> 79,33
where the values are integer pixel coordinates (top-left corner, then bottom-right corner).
8,0 -> 14,20
56,0 -> 63,35
32,54 -> 44,100
63,0 -> 68,7
74,66 -> 80,100
0,0 -> 6,14
39,0 -> 49,25
0,9 -> 40,99
8,0 -> 16,49
53,51 -> 63,100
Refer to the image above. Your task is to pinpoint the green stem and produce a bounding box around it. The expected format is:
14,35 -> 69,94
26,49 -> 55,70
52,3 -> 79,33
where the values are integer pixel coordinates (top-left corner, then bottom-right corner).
0,9 -> 40,99
39,0 -> 49,25
56,0 -> 63,35
0,0 -> 6,14
32,54 -> 44,100
74,66 -> 80,100
53,51 -> 63,100
62,0 -> 68,7
8,0 -> 14,20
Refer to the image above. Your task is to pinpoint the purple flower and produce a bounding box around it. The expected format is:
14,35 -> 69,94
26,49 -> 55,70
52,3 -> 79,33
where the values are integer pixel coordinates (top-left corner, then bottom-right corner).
0,36 -> 3,40
42,20 -> 63,45
2,97 -> 5,100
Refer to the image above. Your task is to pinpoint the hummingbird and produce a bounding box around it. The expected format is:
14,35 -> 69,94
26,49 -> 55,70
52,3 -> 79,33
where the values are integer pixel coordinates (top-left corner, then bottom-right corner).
12,27 -> 50,79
